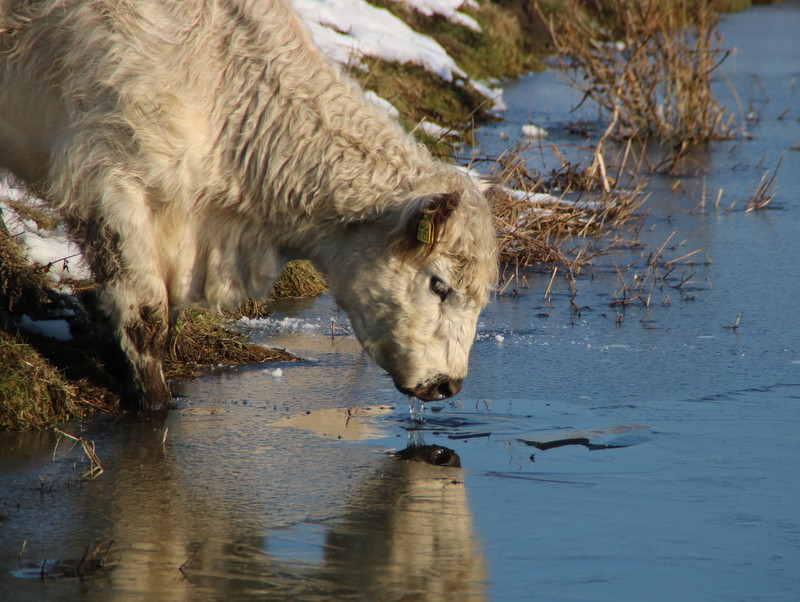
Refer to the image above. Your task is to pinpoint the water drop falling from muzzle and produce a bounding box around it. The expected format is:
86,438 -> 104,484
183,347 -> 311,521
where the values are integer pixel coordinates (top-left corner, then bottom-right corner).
408,396 -> 425,424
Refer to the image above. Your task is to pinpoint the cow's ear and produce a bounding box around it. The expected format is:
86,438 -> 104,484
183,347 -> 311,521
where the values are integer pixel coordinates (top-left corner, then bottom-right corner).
391,191 -> 461,260
408,191 -> 460,247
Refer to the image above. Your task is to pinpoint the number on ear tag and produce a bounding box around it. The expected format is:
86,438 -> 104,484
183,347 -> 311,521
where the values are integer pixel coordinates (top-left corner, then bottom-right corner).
417,212 -> 434,244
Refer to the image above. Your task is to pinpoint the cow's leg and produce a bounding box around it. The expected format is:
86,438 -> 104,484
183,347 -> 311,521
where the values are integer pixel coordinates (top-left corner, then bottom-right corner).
68,199 -> 174,411
103,277 -> 173,411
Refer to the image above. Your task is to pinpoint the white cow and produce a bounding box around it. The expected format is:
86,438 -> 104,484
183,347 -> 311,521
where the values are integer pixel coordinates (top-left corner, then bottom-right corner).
0,0 -> 498,409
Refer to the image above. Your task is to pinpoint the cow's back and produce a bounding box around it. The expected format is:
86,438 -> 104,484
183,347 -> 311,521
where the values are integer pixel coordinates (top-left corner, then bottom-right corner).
1,0 -> 443,307
2,0 -> 427,216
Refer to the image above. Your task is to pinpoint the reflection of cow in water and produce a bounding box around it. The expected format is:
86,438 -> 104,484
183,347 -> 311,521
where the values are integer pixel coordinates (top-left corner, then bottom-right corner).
0,0 -> 498,409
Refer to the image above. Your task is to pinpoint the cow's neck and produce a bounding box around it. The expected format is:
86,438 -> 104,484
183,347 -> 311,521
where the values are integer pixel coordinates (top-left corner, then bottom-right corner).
223,15 -> 440,227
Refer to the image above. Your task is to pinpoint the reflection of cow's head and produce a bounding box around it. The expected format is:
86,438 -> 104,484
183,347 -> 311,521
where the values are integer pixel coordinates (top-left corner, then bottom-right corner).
326,177 -> 498,401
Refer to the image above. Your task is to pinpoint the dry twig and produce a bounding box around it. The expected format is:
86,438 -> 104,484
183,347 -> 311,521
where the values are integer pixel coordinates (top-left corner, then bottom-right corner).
54,428 -> 104,479
539,0 -> 736,170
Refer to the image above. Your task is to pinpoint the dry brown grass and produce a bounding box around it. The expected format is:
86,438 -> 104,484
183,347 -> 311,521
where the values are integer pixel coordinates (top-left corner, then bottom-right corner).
267,260 -> 327,299
0,216 -> 115,429
0,331 -> 103,430
540,0 -> 736,169
165,307 -> 298,381
745,153 -> 782,212
473,143 -> 647,293
476,142 -> 717,316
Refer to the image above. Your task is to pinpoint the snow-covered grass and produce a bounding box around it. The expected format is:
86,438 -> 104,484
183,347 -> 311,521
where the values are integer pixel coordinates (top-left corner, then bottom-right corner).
293,0 -> 512,140
1,176 -> 90,282
293,0 -> 465,82
396,0 -> 482,32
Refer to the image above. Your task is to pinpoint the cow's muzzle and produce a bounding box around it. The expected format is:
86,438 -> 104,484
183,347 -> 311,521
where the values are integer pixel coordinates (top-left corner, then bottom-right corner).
399,374 -> 463,401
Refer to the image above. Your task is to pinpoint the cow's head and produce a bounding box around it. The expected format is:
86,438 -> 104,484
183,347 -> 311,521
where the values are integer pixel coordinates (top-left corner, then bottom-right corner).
327,178 -> 498,401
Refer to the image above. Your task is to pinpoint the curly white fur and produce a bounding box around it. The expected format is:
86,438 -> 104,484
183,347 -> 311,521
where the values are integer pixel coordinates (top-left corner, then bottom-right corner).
0,0 -> 498,408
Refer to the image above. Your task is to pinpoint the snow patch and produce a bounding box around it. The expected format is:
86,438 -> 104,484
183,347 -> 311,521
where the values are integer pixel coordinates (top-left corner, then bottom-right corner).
237,316 -> 327,335
417,120 -> 451,138
393,0 -> 482,33
471,80 -> 507,112
17,230 -> 88,281
1,178 -> 91,281
292,0 -> 464,81
521,123 -> 548,139
363,91 -> 400,118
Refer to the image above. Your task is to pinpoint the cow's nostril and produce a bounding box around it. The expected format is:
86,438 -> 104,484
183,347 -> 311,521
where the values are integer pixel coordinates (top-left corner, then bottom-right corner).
400,376 -> 463,401
437,378 -> 462,398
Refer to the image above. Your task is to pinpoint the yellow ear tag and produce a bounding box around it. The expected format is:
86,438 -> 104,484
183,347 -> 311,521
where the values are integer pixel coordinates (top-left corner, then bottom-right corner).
417,211 -> 435,244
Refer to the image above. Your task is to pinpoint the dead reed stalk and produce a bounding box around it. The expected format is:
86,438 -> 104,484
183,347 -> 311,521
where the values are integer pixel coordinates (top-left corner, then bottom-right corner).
540,0 -> 736,169
479,144 -> 646,289
54,427 -> 104,479
609,231 -> 709,310
745,153 -> 782,212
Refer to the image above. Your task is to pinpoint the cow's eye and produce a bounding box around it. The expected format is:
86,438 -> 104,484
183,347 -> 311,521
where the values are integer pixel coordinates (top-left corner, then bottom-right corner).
430,276 -> 451,302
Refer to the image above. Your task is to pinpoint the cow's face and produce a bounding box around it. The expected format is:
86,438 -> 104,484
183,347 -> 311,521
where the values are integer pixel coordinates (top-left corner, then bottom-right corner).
329,188 -> 498,401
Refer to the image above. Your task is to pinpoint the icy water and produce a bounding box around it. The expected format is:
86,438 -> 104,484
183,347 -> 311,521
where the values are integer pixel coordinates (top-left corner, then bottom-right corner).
2,3 -> 800,600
